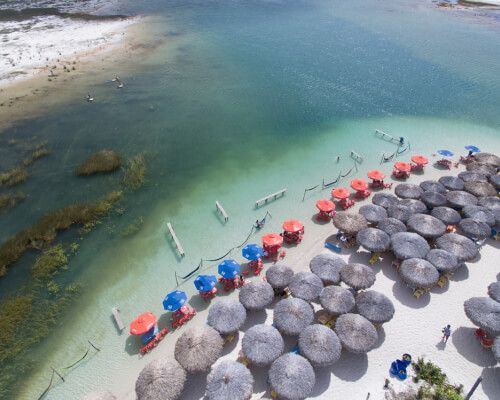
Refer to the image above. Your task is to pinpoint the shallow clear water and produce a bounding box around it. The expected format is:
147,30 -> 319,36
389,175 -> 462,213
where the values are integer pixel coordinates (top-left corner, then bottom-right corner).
1,0 -> 500,399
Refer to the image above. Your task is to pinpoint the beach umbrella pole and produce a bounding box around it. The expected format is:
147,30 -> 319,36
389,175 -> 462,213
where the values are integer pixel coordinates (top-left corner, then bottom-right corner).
464,377 -> 482,400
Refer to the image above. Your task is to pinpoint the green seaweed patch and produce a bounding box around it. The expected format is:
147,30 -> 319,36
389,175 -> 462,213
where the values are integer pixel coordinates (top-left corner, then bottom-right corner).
32,244 -> 68,280
123,153 -> 146,190
0,190 -> 123,278
22,146 -> 51,167
0,191 -> 26,210
0,167 -> 29,187
76,150 -> 122,176
120,216 -> 144,237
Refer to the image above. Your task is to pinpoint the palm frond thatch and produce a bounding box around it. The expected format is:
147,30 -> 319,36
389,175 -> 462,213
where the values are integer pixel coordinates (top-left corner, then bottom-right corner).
458,218 -> 491,240
298,324 -> 342,367
446,190 -> 478,209
174,326 -> 223,373
309,253 -> 345,285
359,204 -> 388,224
340,263 -> 376,291
439,176 -> 464,191
273,297 -> 314,336
289,271 -> 324,302
378,217 -> 407,236
406,213 -> 446,239
136,358 -> 186,400
356,227 -> 391,252
395,183 -> 423,199
399,258 -> 439,288
390,232 -> 430,260
335,313 -> 378,354
268,354 -> 315,400
239,280 -> 274,311
431,206 -> 462,225
420,180 -> 447,194
333,212 -> 368,235
420,191 -> 447,208
435,233 -> 479,262
241,324 -> 284,366
464,181 -> 497,198
319,285 -> 355,315
205,360 -> 253,400
464,297 -> 500,336
463,205 -> 496,226
207,298 -> 247,335
355,290 -> 395,324
425,249 -> 460,273
266,263 -> 294,289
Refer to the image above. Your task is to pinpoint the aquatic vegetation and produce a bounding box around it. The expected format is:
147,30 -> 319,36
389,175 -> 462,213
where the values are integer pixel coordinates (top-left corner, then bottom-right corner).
122,153 -> 146,190
120,216 -> 144,237
0,191 -> 26,210
76,150 -> 122,176
413,358 -> 464,400
22,145 -> 51,167
32,244 -> 68,280
0,166 -> 29,186
0,191 -> 123,277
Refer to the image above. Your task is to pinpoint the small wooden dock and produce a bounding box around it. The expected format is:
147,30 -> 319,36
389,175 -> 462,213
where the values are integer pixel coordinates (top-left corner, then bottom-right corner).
255,188 -> 287,208
215,201 -> 229,222
111,306 -> 125,331
167,222 -> 185,257
350,150 -> 364,163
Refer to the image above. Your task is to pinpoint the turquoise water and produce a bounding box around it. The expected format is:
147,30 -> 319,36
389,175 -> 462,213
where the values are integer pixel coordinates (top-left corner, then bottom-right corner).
1,0 -> 500,398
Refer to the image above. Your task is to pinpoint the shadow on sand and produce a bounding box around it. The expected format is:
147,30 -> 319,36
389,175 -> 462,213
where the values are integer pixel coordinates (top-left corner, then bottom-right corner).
451,327 -> 497,367
391,280 -> 431,309
331,351 -> 368,381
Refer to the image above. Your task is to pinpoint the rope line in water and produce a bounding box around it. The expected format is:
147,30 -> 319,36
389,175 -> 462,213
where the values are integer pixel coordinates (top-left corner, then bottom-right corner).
63,350 -> 89,369
340,166 -> 354,178
302,184 -> 320,201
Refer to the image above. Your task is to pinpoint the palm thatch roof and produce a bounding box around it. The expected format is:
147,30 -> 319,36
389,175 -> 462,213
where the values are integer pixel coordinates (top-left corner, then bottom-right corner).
273,297 -> 314,336
395,183 -> 423,199
268,354 -> 315,400
399,199 -> 427,214
340,263 -> 376,291
431,206 -> 461,225
493,337 -> 500,362
207,298 -> 247,335
355,290 -> 395,324
407,213 -> 446,239
390,232 -> 430,260
478,196 -> 500,211
298,324 -> 342,367
356,227 -> 391,252
205,360 -> 253,400
266,263 -> 294,289
241,324 -> 284,366
359,204 -> 388,224
464,297 -> 500,336
435,233 -> 479,262
466,161 -> 497,177
458,171 -> 488,183
319,285 -> 355,315
372,192 -> 399,209
289,271 -> 324,302
488,282 -> 500,303
439,176 -> 464,191
420,180 -> 447,194
490,175 -> 500,189
446,190 -> 478,209
378,217 -> 407,236
83,392 -> 117,400
420,191 -> 447,208
400,258 -> 439,288
335,313 -> 378,354
425,249 -> 460,273
239,280 -> 274,311
464,181 -> 497,198
387,204 -> 413,223
458,218 -> 491,240
174,326 -> 223,373
463,205 -> 496,226
333,212 -> 368,235
136,358 -> 186,400
309,253 -> 345,285
474,152 -> 500,168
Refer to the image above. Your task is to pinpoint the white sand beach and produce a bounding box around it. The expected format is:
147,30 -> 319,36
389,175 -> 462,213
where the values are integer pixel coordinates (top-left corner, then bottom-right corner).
84,157 -> 500,400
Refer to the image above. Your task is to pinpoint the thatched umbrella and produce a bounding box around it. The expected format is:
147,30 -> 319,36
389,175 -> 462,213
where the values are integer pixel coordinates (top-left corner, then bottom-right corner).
435,233 -> 479,262
136,358 -> 186,400
387,204 -> 413,223
400,258 -> 439,289
309,253 -> 345,285
241,324 -> 284,366
239,281 -> 274,311
83,392 -> 117,400
464,181 -> 497,198
174,326 -> 223,373
207,298 -> 247,335
319,285 -> 355,315
478,196 -> 500,211
273,297 -> 314,336
399,199 -> 427,214
488,282 -> 500,302
493,337 -> 500,362
463,205 -> 496,226
407,213 -> 446,239
372,192 -> 399,209
420,180 -> 447,194
395,183 -> 423,199
466,161 -> 497,177
421,191 -> 447,208
356,228 -> 391,252
298,324 -> 342,367
333,212 -> 368,235
490,175 -> 500,190
390,232 -> 430,260
458,171 -> 488,183
446,190 -> 478,209
458,218 -> 491,240
425,249 -> 460,273
289,271 -> 324,302
335,313 -> 378,354
355,290 -> 395,324
205,360 -> 253,400
268,354 -> 315,400
266,263 -> 294,289
474,152 -> 500,168
439,176 -> 464,191
340,263 -> 376,291
359,204 -> 388,224
464,297 -> 500,336
431,206 -> 462,225
378,217 -> 407,236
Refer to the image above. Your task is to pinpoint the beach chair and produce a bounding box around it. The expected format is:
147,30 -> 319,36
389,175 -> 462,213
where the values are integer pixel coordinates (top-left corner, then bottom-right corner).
224,334 -> 236,345
437,275 -> 448,288
413,288 -> 426,299
369,252 -> 380,265
435,159 -> 452,170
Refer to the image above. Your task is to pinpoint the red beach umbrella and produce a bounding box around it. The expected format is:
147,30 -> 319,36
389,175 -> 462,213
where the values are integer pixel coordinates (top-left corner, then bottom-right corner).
411,155 -> 428,165
394,161 -> 411,172
262,233 -> 283,247
282,219 -> 304,233
332,187 -> 351,200
367,170 -> 386,181
130,311 -> 157,335
350,178 -> 368,192
316,199 -> 335,213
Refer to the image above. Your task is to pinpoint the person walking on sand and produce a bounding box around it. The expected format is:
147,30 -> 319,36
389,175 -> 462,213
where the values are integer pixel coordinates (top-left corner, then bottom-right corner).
442,325 -> 452,343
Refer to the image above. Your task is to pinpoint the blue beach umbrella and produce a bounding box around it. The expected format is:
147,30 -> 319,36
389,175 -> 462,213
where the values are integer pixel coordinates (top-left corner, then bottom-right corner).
163,290 -> 187,311
464,145 -> 480,153
218,259 -> 240,279
194,275 -> 218,292
242,244 -> 264,261
437,149 -> 454,157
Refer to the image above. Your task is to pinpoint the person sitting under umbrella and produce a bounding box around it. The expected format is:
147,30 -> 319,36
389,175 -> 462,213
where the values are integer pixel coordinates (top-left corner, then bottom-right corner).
367,170 -> 392,189
262,233 -> 284,261
410,155 -> 428,172
316,199 -> 335,220
331,187 -> 355,210
218,259 -> 242,291
194,275 -> 218,301
460,145 -> 480,164
163,290 -> 196,328
392,161 -> 411,179
130,312 -> 169,354
282,219 -> 304,244
242,243 -> 264,275
435,149 -> 454,169
351,178 -> 371,199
